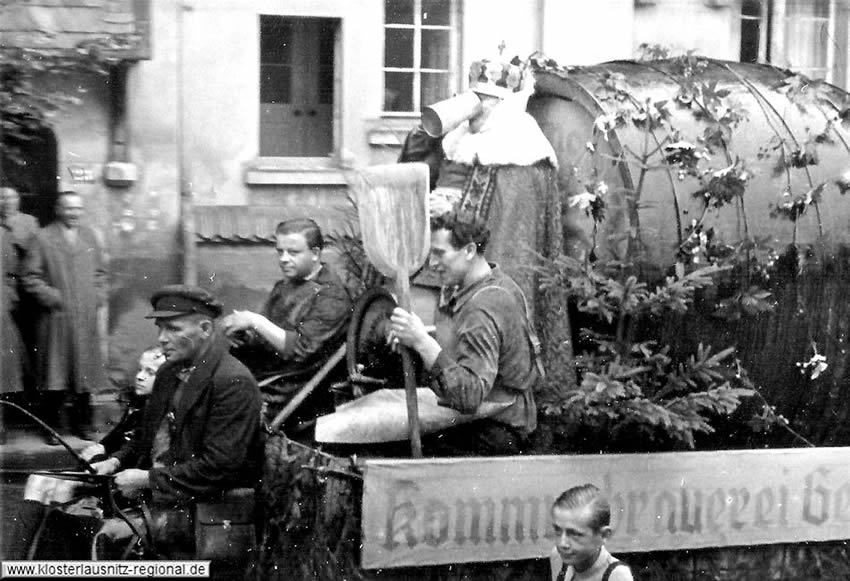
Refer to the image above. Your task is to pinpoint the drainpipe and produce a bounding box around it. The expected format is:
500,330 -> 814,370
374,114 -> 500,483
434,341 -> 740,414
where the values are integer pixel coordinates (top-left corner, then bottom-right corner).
104,62 -> 140,188
1,136 -> 6,383
0,202 -> 5,385
109,64 -> 128,164
177,1 -> 197,286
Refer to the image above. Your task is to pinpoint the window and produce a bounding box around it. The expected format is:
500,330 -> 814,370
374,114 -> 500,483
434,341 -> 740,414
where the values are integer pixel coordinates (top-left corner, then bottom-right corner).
779,0 -> 835,80
383,0 -> 458,113
739,0 -> 767,63
742,0 -> 847,86
260,17 -> 293,106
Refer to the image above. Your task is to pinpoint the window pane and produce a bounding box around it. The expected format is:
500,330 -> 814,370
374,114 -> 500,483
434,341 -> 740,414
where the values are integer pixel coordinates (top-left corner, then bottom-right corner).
813,0 -> 831,18
318,22 -> 335,105
385,0 -> 414,24
421,29 -> 449,70
785,17 -> 829,74
740,20 -> 760,62
786,0 -> 829,18
385,71 -> 414,111
319,65 -> 334,105
260,16 -> 291,64
319,21 -> 335,67
421,72 -> 451,108
385,28 -> 414,69
741,0 -> 761,17
422,0 -> 451,26
260,64 -> 291,104
740,0 -> 761,63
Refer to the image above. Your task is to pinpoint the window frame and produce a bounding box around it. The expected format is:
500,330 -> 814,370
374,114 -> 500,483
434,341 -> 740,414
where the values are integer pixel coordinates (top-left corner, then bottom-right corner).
382,0 -> 461,117
772,0 -> 837,82
255,14 -> 342,166
740,0 -> 843,85
739,0 -> 769,63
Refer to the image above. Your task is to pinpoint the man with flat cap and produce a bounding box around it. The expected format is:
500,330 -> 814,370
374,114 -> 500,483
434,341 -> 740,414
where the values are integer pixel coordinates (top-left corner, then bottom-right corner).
92,285 -> 262,557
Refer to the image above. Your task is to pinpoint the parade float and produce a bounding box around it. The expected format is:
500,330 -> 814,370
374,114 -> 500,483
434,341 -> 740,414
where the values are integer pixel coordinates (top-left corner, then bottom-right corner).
255,55 -> 850,580
8,54 -> 850,581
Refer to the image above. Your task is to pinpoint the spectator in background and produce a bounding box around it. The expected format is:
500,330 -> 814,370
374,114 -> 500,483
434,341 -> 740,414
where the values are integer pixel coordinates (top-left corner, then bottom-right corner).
550,484 -> 633,581
23,191 -> 108,444
1,224 -> 26,443
1,186 -> 39,393
0,186 -> 39,267
221,218 -> 352,439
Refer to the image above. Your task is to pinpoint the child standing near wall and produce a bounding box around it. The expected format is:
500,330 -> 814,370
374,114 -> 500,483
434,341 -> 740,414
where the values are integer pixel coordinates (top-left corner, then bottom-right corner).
551,484 -> 634,581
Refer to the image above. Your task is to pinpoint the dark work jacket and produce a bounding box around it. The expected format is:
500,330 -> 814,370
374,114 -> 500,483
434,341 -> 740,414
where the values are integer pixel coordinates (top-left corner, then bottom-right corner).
234,264 -> 352,378
91,393 -> 147,460
430,266 -> 538,433
112,336 -> 262,505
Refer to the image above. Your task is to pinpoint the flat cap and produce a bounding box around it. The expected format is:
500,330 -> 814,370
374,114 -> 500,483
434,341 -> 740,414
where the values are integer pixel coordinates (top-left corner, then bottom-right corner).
145,284 -> 223,319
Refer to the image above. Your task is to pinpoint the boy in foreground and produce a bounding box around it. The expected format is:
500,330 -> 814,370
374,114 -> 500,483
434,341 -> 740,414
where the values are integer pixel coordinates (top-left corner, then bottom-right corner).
551,484 -> 634,581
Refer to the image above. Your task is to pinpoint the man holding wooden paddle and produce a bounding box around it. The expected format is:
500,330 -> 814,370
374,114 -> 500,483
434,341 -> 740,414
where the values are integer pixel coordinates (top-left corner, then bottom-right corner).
389,212 -> 541,456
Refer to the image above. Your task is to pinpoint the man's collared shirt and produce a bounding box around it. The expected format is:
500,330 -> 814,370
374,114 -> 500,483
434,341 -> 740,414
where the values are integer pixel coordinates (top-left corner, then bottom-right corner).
150,364 -> 195,468
240,263 -> 352,376
429,265 -> 538,433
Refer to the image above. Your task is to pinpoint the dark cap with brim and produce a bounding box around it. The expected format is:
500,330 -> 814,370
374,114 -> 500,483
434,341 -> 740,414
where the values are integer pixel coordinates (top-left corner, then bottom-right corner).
145,284 -> 223,319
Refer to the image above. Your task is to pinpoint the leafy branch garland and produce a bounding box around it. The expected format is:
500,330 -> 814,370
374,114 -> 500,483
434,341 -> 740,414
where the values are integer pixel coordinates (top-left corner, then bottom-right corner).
525,50 -> 846,451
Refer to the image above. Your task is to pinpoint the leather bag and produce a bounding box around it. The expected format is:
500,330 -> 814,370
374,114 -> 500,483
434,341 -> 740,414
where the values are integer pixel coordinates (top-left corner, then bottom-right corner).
193,487 -> 257,560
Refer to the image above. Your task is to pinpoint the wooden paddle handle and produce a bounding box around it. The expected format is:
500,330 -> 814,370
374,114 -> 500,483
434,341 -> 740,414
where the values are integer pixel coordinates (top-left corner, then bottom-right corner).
268,343 -> 347,433
396,267 -> 423,458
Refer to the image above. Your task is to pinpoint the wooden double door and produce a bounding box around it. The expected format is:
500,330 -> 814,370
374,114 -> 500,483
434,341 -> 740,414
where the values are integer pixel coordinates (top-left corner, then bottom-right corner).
260,16 -> 337,158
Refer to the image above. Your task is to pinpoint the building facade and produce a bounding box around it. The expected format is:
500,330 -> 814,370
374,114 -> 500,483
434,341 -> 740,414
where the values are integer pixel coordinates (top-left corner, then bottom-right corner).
1,0 -> 847,385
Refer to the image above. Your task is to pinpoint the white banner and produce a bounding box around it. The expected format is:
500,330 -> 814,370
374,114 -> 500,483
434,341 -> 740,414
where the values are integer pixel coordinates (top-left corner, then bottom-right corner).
361,447 -> 850,569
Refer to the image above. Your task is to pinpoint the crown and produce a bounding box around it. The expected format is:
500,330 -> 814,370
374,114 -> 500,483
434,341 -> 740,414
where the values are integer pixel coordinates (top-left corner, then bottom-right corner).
468,45 -> 525,98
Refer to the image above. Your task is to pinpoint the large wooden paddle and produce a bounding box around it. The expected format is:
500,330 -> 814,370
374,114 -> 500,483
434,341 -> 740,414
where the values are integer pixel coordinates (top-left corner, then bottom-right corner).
354,163 -> 430,458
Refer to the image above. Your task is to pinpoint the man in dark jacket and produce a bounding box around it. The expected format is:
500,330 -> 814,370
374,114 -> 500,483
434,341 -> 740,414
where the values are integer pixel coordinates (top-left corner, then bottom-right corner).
221,218 -> 352,437
93,285 -> 262,556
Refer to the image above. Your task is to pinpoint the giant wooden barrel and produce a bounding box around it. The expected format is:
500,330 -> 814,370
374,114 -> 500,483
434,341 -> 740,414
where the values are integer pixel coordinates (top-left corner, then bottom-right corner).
528,58 -> 850,446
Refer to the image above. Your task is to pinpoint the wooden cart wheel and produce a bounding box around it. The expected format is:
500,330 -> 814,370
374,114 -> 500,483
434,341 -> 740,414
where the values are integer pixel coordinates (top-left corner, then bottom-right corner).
345,286 -> 415,394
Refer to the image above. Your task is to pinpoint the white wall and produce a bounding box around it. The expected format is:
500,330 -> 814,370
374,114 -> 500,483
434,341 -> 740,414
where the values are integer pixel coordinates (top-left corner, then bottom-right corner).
129,0 -> 384,208
633,0 -> 740,60
125,0 -> 750,216
462,0 -> 544,79
540,0 -> 636,65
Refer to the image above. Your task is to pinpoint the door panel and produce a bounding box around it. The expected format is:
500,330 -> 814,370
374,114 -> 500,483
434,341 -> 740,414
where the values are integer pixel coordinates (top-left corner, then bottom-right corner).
260,17 -> 335,158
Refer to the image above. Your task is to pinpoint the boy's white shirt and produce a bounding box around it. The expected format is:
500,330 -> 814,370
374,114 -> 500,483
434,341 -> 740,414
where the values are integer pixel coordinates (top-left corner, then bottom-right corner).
549,547 -> 561,581
549,545 -> 634,581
